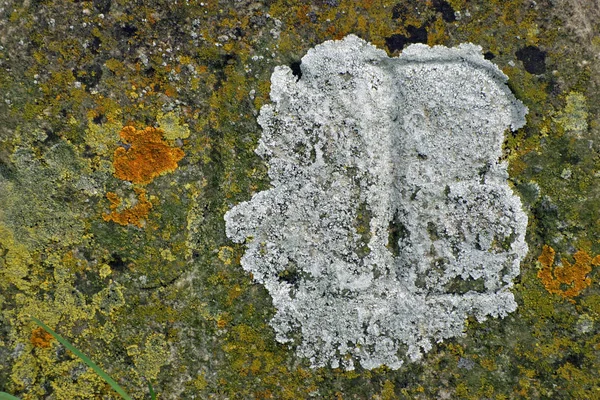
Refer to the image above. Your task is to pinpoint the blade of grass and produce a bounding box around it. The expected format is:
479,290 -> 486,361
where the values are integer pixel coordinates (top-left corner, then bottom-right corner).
145,378 -> 156,400
0,392 -> 21,400
30,317 -> 133,400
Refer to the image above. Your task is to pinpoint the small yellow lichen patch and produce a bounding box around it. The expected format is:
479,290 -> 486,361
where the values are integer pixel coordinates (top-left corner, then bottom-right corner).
98,263 -> 112,279
113,125 -> 184,184
93,283 -> 126,316
160,248 -> 176,261
190,372 -> 208,391
218,246 -> 235,265
104,58 -> 124,73
380,380 -> 396,400
85,117 -> 121,157
157,111 -> 191,140
30,327 -> 53,348
128,333 -> 170,381
553,91 -> 588,136
102,188 -> 153,228
0,224 -> 33,291
537,245 -> 600,299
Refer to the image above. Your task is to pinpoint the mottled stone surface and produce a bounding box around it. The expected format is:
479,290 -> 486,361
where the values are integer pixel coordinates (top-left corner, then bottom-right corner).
2,0 -> 600,397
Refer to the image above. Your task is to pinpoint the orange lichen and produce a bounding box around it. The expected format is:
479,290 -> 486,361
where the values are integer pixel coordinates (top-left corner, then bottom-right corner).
30,327 -> 53,348
102,188 -> 153,228
217,317 -> 227,329
537,245 -> 600,300
113,125 -> 184,184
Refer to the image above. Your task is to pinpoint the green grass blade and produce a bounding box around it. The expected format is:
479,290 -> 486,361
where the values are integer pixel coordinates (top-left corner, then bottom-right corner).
0,392 -> 21,400
30,317 -> 133,400
146,379 -> 156,400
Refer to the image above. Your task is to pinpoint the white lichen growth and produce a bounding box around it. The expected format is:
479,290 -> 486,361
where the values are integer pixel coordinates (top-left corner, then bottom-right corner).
224,35 -> 528,370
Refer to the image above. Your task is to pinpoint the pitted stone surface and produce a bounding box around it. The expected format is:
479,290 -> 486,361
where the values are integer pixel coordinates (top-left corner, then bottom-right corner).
225,35 -> 528,370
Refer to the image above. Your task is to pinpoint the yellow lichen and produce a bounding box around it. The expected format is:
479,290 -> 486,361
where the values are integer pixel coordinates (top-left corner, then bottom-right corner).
380,380 -> 396,400
84,116 -> 121,157
127,333 -> 170,381
104,58 -> 124,74
537,245 -> 600,300
553,91 -> 589,136
98,263 -> 112,279
157,111 -> 191,140
0,224 -> 34,291
218,246 -> 235,265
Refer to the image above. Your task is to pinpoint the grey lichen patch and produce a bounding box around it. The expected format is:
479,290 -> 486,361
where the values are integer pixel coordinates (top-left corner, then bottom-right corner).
224,35 -> 528,370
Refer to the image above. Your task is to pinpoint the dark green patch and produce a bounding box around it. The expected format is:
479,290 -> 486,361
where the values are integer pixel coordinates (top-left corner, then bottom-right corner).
386,209 -> 408,257
354,201 -> 372,258
444,276 -> 486,295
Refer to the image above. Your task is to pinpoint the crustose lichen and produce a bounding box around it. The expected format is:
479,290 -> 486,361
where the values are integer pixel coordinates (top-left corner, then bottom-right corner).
225,35 -> 528,370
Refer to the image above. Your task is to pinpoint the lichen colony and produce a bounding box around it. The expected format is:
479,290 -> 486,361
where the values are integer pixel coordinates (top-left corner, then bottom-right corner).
225,35 -> 528,370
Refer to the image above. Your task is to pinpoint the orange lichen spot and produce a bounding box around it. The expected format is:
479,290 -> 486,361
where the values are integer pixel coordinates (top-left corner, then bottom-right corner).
102,188 -> 153,228
30,327 -> 53,348
113,125 -> 184,184
537,245 -> 600,300
164,86 -> 177,98
216,314 -> 229,329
